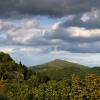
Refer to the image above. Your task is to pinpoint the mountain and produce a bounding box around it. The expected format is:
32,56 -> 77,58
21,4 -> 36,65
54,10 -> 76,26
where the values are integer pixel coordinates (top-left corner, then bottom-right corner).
32,59 -> 100,80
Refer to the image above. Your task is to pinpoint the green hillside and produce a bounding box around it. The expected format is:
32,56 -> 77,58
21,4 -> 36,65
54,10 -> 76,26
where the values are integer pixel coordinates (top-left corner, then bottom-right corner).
87,67 -> 100,76
0,52 -> 28,80
32,59 -> 100,80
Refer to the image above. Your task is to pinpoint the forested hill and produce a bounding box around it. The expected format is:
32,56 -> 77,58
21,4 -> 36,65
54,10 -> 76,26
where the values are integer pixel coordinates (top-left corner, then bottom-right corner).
32,59 -> 100,80
0,52 -> 31,80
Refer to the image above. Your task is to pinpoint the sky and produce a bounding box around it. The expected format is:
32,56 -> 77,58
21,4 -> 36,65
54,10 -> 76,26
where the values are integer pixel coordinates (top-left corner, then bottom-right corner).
0,0 -> 100,67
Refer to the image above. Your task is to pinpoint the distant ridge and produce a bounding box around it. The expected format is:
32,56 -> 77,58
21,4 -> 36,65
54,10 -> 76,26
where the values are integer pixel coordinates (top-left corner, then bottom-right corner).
43,59 -> 87,66
32,59 -> 95,80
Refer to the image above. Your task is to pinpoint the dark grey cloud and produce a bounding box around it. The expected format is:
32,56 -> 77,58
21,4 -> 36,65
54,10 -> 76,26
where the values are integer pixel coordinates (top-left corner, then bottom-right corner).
56,42 -> 100,53
59,14 -> 100,29
0,0 -> 99,18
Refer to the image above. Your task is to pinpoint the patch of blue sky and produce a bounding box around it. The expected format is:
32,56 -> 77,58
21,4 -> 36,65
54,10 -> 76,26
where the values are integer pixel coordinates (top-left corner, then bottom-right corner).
11,51 -> 100,67
34,15 -> 65,27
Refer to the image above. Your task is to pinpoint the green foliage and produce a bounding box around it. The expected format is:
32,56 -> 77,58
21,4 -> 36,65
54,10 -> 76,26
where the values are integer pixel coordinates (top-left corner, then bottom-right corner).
5,81 -> 32,100
0,52 -> 13,63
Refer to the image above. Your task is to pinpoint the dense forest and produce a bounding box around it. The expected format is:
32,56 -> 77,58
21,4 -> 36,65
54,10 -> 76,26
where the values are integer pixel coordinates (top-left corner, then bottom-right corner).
0,52 -> 100,100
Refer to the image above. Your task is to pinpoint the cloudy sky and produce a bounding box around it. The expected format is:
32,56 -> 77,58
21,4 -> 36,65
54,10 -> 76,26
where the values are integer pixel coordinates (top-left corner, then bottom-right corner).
0,0 -> 100,66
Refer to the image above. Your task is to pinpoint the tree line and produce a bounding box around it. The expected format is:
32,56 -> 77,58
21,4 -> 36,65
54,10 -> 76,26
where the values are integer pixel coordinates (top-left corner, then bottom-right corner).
0,74 -> 100,100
